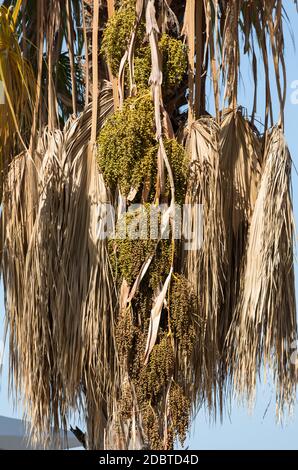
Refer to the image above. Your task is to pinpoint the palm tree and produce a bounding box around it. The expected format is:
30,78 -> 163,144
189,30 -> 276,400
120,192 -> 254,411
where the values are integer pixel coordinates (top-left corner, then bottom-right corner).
0,0 -> 296,450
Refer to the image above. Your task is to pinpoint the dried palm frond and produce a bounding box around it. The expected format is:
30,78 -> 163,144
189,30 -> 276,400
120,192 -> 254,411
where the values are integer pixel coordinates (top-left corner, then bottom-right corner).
1,83 -> 115,447
183,0 -> 195,125
220,109 -> 262,344
221,0 -> 241,108
239,0 -> 286,128
183,116 -> 225,415
227,127 -> 297,415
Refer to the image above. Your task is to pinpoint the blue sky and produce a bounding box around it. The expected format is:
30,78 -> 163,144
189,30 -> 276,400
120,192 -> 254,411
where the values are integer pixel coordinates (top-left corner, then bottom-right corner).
1,1 -> 298,450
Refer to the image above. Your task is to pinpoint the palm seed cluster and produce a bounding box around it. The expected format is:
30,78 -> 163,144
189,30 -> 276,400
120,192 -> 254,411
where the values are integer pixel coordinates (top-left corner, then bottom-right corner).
101,0 -> 141,76
98,95 -> 187,202
98,0 -> 195,449
133,33 -> 188,93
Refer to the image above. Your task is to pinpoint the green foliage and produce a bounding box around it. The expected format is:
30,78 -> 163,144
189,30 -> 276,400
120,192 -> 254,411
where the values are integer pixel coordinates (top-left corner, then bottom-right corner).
170,274 -> 196,355
167,139 -> 188,205
102,3 -> 187,93
148,240 -> 172,290
133,46 -> 151,90
137,334 -> 174,402
169,383 -> 191,446
142,405 -> 162,450
98,94 -> 155,195
159,34 -> 188,89
101,1 -> 137,76
134,34 -> 188,92
114,270 -> 195,449
98,93 -> 187,203
108,206 -> 154,285
118,380 -> 133,421
145,139 -> 188,205
115,306 -> 136,360
109,235 -> 154,286
108,207 -> 172,287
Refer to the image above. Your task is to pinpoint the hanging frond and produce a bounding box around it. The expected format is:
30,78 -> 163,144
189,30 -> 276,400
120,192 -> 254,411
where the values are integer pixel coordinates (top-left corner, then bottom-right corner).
220,109 -> 262,339
227,127 -> 297,415
1,84 -> 115,447
183,116 -> 225,415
